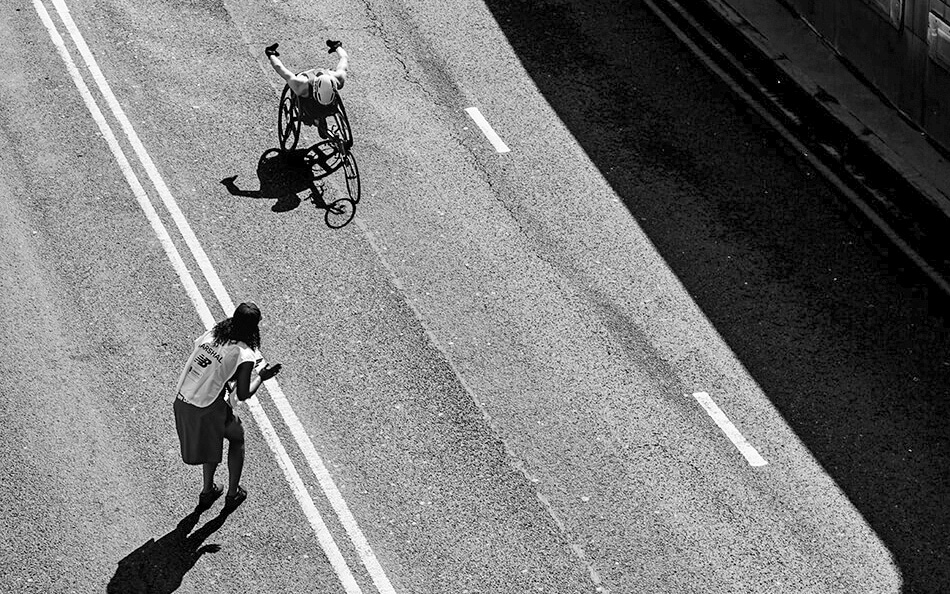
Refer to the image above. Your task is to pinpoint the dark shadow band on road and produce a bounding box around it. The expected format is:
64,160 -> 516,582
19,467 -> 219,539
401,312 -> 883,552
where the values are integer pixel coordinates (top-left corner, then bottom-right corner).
479,0 -> 950,592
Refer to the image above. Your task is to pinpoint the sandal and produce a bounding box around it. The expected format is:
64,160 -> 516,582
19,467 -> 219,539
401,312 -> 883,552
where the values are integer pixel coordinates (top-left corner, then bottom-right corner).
197,483 -> 223,509
224,486 -> 247,510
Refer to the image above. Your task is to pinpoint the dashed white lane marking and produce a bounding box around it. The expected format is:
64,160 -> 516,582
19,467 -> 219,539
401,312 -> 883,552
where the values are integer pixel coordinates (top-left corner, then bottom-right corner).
35,1 -> 396,592
691,392 -> 768,467
465,107 -> 511,153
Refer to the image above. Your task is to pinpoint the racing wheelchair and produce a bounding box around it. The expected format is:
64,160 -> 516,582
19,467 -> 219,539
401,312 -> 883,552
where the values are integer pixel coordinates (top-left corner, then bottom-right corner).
277,82 -> 360,226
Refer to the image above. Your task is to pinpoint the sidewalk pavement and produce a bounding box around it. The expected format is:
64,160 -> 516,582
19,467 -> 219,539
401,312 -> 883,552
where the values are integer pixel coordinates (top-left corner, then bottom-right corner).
647,0 -> 950,293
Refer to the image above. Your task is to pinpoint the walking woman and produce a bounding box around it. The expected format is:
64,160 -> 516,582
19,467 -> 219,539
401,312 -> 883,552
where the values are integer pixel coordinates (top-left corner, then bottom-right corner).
173,302 -> 282,511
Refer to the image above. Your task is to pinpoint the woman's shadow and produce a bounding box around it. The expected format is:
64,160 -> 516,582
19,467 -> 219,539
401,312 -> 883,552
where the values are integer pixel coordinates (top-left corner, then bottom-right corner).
106,505 -> 235,594
221,144 -> 343,213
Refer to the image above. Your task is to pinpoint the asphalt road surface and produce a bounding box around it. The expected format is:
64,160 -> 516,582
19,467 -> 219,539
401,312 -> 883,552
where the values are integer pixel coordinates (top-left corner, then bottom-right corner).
2,0 -> 948,593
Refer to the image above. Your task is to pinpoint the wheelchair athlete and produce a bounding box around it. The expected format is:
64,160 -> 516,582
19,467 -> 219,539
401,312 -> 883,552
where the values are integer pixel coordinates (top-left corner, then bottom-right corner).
266,40 -> 348,141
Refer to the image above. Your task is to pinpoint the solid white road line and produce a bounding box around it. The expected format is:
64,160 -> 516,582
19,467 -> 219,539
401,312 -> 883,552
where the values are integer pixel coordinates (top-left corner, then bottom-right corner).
34,2 -> 366,592
29,0 -> 215,331
49,0 -> 232,313
691,392 -> 768,467
465,107 -> 511,153
265,380 -> 398,594
242,396 -> 364,594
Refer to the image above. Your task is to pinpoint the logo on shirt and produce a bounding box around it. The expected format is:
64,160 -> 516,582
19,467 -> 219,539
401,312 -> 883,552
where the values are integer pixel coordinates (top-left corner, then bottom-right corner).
195,354 -> 214,368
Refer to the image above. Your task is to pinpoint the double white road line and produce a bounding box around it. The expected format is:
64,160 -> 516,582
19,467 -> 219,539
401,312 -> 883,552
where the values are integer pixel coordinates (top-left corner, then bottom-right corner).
32,0 -> 396,592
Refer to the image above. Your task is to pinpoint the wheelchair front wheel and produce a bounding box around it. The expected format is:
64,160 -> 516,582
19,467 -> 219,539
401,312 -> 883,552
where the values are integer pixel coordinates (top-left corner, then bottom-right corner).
342,151 -> 360,204
325,198 -> 355,229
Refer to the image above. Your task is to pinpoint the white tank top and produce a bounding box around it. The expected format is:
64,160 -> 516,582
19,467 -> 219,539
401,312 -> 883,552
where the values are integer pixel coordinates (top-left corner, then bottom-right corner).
175,330 -> 258,408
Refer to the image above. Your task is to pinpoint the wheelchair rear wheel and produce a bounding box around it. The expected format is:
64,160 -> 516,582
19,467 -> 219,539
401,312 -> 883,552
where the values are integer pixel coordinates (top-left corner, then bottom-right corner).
333,96 -> 353,151
278,85 -> 301,151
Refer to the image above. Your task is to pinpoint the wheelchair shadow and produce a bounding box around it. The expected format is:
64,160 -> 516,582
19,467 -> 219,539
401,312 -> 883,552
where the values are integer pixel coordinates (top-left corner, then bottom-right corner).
221,143 -> 344,213
106,505 -> 236,594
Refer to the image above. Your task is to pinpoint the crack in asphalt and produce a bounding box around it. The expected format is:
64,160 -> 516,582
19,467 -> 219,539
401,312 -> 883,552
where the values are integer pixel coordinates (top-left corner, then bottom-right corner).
354,0 -> 441,106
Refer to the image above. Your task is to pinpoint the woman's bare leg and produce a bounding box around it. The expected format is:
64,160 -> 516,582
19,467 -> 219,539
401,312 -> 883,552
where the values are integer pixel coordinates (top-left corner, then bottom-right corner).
202,463 -> 217,492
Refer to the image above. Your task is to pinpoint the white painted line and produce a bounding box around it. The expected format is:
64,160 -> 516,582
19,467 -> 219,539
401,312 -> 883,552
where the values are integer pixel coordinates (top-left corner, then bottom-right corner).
264,380 -> 397,594
34,2 -> 366,593
243,396 -> 363,594
465,107 -> 510,153
29,0 -> 215,331
48,0 -> 232,313
691,392 -> 768,467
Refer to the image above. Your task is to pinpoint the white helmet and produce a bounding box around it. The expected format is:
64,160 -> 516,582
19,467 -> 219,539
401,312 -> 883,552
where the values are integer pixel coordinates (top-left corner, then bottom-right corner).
315,74 -> 336,105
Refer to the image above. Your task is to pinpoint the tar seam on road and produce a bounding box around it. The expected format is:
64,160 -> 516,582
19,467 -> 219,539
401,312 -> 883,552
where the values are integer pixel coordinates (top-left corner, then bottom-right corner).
34,1 -> 398,592
465,107 -> 511,153
691,392 -> 768,467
